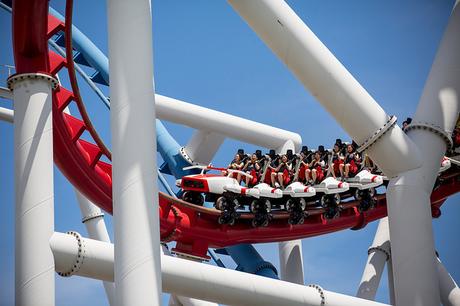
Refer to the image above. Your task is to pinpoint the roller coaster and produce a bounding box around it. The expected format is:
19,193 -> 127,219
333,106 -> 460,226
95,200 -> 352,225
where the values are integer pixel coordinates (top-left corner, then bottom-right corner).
1,0 -> 460,305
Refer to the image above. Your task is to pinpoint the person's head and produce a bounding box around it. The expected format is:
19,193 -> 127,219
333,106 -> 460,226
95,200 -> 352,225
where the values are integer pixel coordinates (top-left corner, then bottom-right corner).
318,145 -> 325,153
269,149 -> 276,158
286,149 -> 293,159
234,154 -> 241,162
251,154 -> 257,162
300,151 -> 306,159
333,143 -> 340,152
281,154 -> 288,163
255,150 -> 262,159
314,151 -> 321,160
347,144 -> 354,153
402,121 -> 408,129
301,145 -> 309,154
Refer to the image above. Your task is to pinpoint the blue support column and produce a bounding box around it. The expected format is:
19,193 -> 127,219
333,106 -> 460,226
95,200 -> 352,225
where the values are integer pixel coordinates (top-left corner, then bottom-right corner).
225,244 -> 278,279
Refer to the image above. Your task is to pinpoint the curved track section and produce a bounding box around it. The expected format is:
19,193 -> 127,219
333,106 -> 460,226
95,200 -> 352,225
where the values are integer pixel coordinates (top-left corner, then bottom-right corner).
14,1 -> 460,258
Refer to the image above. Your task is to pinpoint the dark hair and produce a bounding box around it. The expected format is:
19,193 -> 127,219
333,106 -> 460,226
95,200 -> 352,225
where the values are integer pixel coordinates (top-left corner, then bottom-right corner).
318,145 -> 325,152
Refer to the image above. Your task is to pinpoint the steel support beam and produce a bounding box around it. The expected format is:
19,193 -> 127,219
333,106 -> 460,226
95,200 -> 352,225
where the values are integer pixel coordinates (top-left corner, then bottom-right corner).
107,0 -> 161,304
51,233 -> 389,306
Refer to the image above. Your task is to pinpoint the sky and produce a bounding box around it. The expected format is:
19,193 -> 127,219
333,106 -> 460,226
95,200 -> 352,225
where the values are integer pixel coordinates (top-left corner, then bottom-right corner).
1,0 -> 460,305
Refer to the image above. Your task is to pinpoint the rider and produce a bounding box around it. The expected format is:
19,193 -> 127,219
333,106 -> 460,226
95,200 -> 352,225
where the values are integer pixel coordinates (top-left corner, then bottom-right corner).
242,154 -> 261,186
330,142 -> 345,179
309,151 -> 325,184
227,153 -> 244,183
402,117 -> 412,131
344,144 -> 361,179
298,146 -> 312,183
271,154 -> 292,189
363,152 -> 378,173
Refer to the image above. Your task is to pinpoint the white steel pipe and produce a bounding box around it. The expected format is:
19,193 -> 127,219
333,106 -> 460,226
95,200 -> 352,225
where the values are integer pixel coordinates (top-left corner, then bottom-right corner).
278,240 -> 304,284
356,218 -> 391,300
184,130 -> 225,164
156,94 -> 302,151
107,0 -> 162,304
0,106 -> 13,123
161,245 -> 218,306
437,257 -> 460,306
386,3 -> 460,305
51,234 -> 388,306
51,232 -> 114,281
227,0 -> 421,178
10,74 -> 56,306
75,190 -> 115,306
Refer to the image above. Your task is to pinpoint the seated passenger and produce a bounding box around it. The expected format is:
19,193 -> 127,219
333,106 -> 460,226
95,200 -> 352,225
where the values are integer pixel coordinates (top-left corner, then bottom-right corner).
309,151 -> 326,184
270,154 -> 292,189
335,138 -> 347,155
402,117 -> 412,131
264,149 -> 279,184
242,154 -> 261,186
344,144 -> 361,179
298,147 -> 312,183
330,143 -> 345,179
227,153 -> 244,183
453,127 -> 460,148
363,153 -> 378,173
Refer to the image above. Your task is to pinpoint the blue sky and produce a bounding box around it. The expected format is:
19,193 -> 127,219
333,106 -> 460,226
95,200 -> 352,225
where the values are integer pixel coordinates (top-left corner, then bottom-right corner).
1,0 -> 460,305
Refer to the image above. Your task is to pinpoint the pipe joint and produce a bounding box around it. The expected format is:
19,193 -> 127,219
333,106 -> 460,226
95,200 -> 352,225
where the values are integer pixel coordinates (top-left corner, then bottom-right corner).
307,284 -> 325,306
368,246 -> 391,261
357,116 -> 398,153
7,72 -> 59,91
253,261 -> 278,276
404,121 -> 453,151
179,147 -> 198,165
57,231 -> 86,277
81,212 -> 104,223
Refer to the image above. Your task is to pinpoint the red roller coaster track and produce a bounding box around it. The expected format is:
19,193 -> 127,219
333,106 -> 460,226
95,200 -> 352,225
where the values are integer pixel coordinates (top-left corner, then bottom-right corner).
11,0 -> 460,259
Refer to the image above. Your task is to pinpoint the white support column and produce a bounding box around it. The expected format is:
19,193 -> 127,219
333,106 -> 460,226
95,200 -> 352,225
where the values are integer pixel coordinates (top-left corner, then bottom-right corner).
278,240 -> 304,284
184,130 -> 225,164
387,258 -> 395,306
357,218 -> 391,300
51,233 -> 389,306
8,73 -> 57,306
107,0 -> 161,305
227,0 -> 422,178
75,190 -> 115,306
437,257 -> 460,306
386,3 -> 460,305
